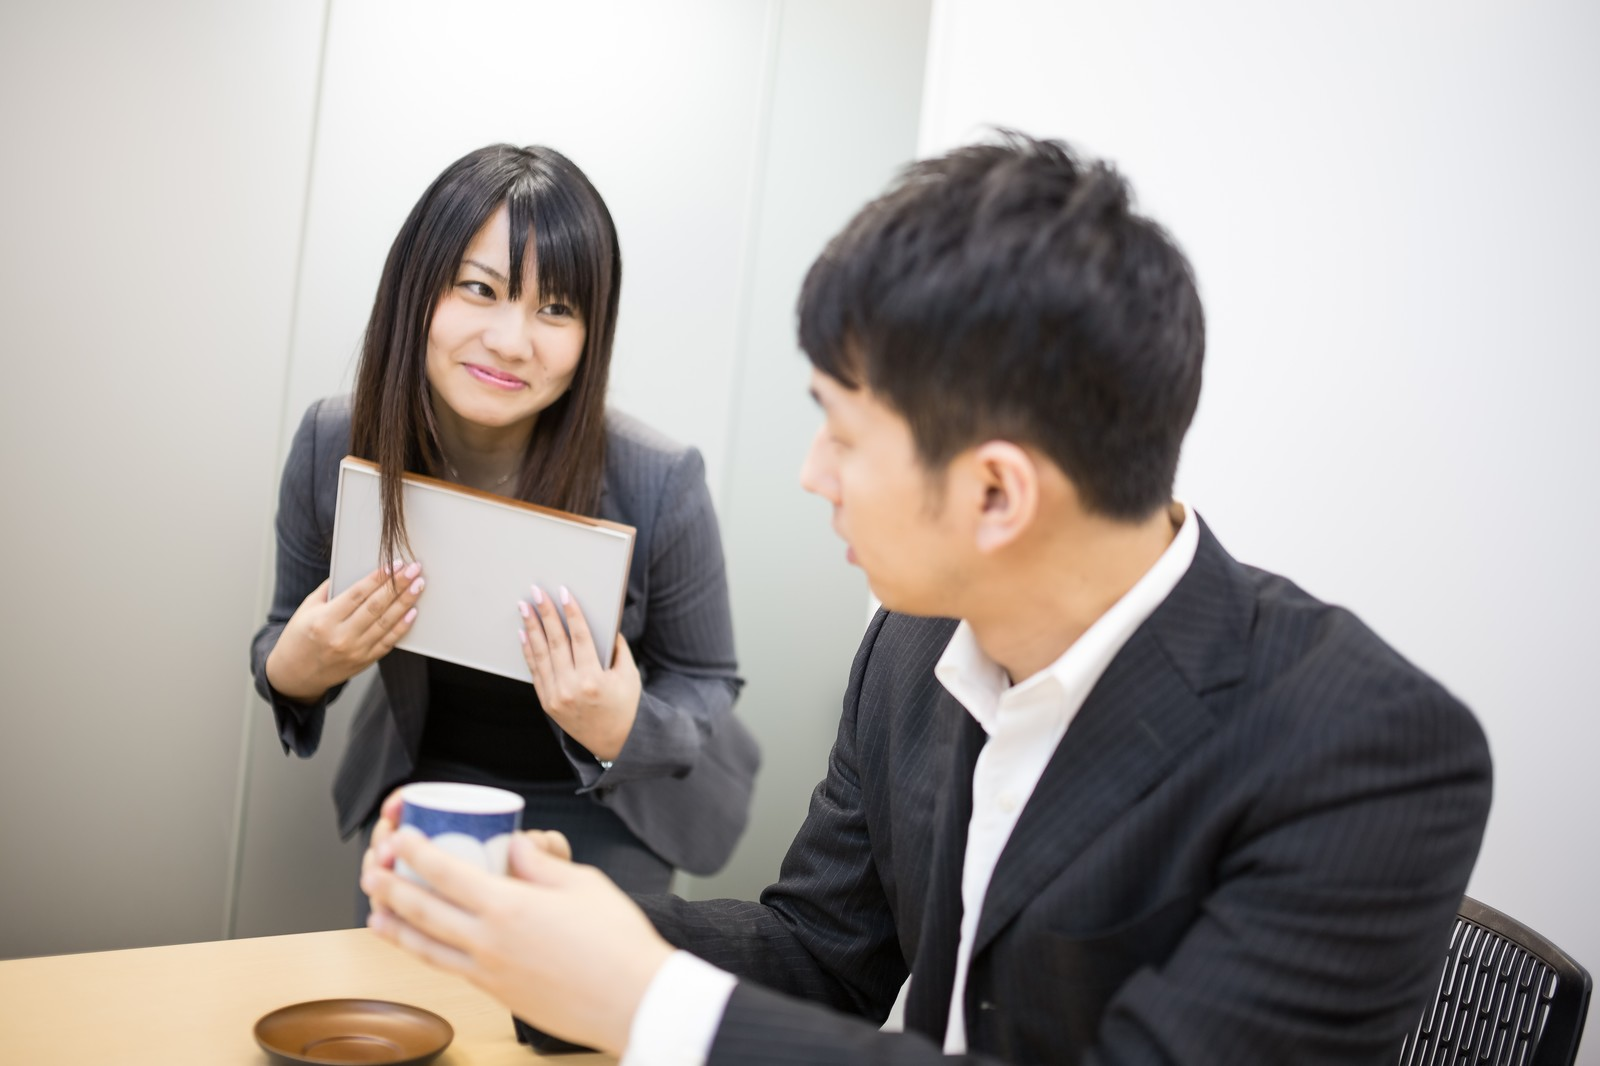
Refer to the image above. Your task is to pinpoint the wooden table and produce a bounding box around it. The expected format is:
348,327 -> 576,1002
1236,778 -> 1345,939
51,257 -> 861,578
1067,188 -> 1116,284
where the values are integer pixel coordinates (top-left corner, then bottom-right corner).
0,927 -> 615,1065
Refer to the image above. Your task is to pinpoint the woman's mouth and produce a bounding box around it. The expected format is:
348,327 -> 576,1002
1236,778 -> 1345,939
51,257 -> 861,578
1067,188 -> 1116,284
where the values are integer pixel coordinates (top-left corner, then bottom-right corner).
465,363 -> 527,391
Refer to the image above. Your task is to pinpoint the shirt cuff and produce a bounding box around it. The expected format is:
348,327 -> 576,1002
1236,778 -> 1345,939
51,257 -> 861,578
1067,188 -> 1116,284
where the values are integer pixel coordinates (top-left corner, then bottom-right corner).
619,950 -> 738,1066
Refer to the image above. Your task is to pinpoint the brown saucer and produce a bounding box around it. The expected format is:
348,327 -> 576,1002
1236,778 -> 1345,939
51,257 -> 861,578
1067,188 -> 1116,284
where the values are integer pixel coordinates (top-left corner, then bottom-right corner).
254,999 -> 454,1066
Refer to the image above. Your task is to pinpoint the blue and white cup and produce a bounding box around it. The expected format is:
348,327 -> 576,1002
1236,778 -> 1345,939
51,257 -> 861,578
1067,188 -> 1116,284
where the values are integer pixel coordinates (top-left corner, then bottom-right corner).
396,782 -> 524,886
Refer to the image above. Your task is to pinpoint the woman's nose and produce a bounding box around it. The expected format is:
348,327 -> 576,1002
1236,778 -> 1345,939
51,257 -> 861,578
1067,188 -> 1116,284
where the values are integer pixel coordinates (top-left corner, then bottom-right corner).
482,305 -> 535,361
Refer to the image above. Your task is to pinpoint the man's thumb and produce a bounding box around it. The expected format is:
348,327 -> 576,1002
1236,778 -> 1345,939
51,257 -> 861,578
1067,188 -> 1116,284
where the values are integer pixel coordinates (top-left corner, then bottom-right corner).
510,832 -> 572,884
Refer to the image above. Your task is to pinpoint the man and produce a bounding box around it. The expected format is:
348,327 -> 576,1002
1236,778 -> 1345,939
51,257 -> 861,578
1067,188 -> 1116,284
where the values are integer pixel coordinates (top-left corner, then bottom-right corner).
362,132 -> 1492,1064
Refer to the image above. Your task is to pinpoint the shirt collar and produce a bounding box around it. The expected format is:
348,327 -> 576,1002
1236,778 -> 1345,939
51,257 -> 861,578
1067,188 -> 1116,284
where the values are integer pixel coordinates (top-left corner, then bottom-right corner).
935,503 -> 1200,733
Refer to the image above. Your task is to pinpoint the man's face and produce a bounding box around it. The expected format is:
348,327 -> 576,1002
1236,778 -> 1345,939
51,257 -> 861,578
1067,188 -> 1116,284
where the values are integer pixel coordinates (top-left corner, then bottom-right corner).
800,370 -> 967,616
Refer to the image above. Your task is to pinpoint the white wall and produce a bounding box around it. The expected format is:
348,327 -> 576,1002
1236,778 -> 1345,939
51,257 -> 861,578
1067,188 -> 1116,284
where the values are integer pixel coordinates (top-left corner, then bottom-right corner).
922,0 -> 1599,1055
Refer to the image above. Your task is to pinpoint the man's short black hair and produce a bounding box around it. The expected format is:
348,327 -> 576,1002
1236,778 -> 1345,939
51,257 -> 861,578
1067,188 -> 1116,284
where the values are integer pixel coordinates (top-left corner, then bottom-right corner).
798,131 -> 1205,521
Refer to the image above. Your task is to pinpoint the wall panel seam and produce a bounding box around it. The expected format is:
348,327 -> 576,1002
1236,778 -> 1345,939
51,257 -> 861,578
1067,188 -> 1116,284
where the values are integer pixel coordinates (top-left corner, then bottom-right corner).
224,0 -> 337,941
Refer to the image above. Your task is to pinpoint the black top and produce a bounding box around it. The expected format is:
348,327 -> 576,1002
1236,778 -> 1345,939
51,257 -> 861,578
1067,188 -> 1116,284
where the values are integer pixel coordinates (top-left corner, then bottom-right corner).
412,659 -> 578,788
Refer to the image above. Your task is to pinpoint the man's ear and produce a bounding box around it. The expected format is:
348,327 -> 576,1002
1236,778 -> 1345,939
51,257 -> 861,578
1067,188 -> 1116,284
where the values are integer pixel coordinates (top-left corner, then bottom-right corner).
971,441 -> 1039,554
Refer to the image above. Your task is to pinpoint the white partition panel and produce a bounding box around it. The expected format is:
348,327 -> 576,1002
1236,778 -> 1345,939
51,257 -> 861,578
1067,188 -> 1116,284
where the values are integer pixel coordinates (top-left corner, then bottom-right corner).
236,0 -> 780,937
0,0 -> 325,956
275,0 -> 776,495
685,0 -> 933,903
234,0 -> 932,934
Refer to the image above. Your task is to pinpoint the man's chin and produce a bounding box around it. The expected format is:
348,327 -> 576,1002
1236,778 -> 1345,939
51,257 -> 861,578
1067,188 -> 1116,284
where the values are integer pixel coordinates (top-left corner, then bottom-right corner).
871,578 -> 967,622
862,581 -> 918,620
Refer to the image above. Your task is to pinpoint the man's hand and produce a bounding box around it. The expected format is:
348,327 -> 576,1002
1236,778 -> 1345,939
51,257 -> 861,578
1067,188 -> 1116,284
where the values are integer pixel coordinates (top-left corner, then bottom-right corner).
362,826 -> 672,1056
362,788 -> 571,919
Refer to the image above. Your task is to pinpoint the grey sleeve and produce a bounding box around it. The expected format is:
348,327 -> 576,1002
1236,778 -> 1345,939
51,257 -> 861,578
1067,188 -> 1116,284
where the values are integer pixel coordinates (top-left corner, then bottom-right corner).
577,446 -> 760,875
248,398 -> 345,757
636,612 -> 905,1005
639,612 -> 975,1065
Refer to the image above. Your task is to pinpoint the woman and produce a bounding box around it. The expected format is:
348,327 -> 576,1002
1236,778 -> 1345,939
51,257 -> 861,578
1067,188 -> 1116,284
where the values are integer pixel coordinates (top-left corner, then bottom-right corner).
249,144 -> 758,897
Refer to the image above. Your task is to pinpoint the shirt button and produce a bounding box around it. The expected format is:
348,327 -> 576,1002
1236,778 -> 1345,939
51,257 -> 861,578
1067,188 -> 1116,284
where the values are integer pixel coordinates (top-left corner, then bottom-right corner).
997,792 -> 1019,814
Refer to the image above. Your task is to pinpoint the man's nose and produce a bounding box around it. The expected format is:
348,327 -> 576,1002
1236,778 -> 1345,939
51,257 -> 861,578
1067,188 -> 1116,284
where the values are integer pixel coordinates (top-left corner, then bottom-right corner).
799,426 -> 838,502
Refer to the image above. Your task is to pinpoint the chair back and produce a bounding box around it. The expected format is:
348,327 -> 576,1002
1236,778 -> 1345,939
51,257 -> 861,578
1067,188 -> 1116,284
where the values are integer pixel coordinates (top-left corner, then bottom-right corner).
1398,895 -> 1591,1066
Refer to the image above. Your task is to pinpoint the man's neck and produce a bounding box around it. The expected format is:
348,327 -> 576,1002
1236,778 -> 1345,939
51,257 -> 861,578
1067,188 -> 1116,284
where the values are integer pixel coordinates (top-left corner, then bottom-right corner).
964,503 -> 1183,684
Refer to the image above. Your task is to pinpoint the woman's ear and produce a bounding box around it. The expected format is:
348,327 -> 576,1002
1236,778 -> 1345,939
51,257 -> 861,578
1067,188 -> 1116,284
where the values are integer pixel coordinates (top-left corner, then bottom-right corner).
971,441 -> 1039,554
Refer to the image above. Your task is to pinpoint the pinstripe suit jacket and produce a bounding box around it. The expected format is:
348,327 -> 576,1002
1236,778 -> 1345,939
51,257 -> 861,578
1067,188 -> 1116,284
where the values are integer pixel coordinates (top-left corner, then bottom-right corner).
637,519 -> 1492,1063
249,396 -> 760,875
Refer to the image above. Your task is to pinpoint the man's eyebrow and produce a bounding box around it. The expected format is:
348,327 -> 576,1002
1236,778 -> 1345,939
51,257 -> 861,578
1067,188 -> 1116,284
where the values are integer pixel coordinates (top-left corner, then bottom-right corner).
462,258 -> 508,284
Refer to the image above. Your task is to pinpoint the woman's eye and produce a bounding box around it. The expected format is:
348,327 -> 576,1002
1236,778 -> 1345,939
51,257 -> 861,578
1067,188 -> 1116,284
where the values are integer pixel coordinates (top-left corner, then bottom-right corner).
541,302 -> 574,318
460,280 -> 495,299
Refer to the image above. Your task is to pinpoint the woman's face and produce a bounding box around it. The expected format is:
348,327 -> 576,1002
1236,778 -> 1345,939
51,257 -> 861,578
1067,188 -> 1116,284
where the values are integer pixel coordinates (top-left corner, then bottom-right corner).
425,204 -> 587,438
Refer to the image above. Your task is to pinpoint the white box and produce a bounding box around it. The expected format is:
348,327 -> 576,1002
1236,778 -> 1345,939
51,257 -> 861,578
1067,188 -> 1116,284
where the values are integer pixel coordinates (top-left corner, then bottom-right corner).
329,457 -> 635,680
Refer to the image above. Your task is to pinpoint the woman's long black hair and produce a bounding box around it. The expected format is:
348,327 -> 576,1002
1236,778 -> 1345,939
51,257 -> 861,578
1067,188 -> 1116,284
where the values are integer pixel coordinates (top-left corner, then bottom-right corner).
350,144 -> 622,567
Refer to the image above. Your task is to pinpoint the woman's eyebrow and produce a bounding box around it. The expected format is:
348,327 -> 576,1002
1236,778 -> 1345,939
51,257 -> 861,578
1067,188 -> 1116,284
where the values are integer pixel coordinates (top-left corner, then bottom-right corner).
461,258 -> 508,283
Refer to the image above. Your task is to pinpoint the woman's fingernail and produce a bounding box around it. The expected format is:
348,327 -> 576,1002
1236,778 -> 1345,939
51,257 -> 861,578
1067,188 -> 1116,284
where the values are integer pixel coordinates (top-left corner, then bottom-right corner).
403,562 -> 422,579
518,628 -> 528,645
388,557 -> 403,574
559,585 -> 571,606
409,577 -> 425,595
530,585 -> 544,605
518,601 -> 531,618
402,607 -> 417,624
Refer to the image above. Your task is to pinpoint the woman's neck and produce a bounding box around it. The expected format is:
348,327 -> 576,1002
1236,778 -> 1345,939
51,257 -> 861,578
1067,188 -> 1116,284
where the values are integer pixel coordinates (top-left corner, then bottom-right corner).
432,403 -> 533,491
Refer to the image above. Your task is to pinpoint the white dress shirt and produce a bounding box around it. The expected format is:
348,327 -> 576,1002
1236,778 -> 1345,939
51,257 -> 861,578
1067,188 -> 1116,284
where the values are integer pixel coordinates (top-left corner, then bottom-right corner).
934,504 -> 1196,1052
623,505 -> 1198,1064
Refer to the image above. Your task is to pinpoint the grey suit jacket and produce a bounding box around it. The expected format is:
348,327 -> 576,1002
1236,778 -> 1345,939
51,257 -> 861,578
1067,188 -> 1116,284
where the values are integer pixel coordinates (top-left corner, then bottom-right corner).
637,519 -> 1493,1063
249,396 -> 760,875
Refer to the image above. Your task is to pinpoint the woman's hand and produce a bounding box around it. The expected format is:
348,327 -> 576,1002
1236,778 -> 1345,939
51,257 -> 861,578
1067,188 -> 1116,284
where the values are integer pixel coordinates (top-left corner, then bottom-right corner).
518,585 -> 641,763
265,562 -> 426,702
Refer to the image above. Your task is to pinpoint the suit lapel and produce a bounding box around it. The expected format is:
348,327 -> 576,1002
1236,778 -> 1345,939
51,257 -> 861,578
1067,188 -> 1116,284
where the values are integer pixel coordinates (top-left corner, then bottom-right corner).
970,631 -> 1213,955
902,690 -> 988,1041
971,520 -> 1251,956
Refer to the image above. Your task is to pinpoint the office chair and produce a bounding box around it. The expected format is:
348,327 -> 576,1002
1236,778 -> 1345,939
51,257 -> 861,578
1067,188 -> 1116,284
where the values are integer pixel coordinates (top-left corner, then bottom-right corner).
1398,895 -> 1592,1066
